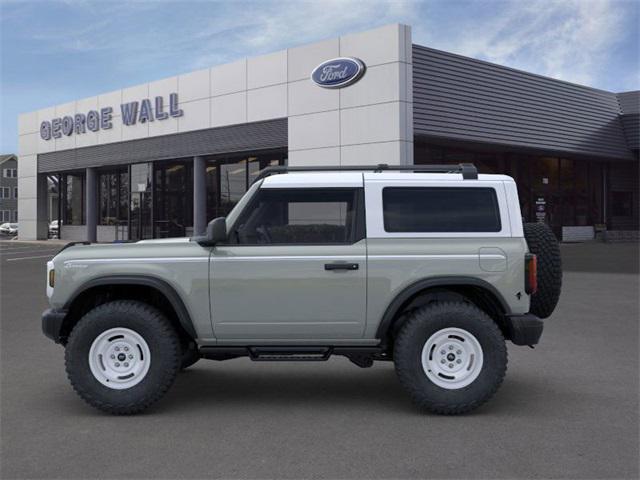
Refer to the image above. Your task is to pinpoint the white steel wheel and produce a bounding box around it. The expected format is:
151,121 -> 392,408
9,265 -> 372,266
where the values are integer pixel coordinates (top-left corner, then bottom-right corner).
88,327 -> 151,390
421,327 -> 484,390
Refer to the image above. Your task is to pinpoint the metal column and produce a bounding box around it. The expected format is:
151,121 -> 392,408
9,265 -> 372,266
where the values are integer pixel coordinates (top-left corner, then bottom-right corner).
86,167 -> 97,242
193,156 -> 207,236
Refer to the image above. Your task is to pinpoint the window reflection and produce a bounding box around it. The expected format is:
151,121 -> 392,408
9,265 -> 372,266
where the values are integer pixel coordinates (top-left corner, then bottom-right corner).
98,169 -> 128,225
62,173 -> 84,225
154,161 -> 193,238
206,152 -> 285,221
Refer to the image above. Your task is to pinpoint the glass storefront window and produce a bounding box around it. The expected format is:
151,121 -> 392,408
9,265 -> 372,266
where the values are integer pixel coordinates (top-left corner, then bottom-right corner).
220,158 -> 247,215
589,162 -> 604,225
98,169 -> 128,225
130,163 -> 153,241
207,152 -> 285,221
47,175 -> 60,224
62,173 -> 84,225
612,192 -> 633,217
154,161 -> 192,238
130,163 -> 152,194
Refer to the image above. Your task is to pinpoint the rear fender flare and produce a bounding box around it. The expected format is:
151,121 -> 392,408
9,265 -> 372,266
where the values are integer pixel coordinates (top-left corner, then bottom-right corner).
375,276 -> 511,344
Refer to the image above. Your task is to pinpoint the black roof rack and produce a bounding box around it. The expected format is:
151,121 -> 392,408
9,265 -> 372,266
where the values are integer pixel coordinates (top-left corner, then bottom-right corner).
253,163 -> 478,183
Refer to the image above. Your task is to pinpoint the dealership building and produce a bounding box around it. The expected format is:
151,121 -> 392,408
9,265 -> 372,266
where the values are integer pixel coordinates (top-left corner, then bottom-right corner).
17,24 -> 639,242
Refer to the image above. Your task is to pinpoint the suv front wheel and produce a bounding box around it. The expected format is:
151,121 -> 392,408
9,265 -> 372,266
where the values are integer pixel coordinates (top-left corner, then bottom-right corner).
394,302 -> 507,414
65,300 -> 181,414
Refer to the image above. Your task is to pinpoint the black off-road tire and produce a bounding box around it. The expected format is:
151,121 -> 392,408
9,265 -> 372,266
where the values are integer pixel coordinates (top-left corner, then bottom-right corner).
65,300 -> 181,415
394,302 -> 507,415
180,343 -> 200,370
524,222 -> 562,319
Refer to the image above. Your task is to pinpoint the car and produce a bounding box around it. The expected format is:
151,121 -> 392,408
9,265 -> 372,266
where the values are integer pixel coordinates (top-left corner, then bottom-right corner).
49,220 -> 59,238
0,223 -> 18,236
42,163 -> 562,415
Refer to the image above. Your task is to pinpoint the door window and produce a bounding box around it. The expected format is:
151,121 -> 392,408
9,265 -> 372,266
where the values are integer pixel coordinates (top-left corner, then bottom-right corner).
230,188 -> 363,245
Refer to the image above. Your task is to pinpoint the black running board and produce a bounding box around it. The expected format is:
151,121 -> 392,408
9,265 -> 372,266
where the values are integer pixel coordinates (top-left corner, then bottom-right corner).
199,346 -> 386,367
250,346 -> 332,361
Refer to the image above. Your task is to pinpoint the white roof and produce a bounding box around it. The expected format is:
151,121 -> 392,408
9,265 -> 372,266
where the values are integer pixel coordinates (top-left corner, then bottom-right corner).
260,170 -> 513,188
261,172 -> 364,188
363,172 -> 515,182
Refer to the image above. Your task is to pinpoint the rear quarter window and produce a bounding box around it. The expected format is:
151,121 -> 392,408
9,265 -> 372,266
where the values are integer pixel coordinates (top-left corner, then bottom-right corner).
382,187 -> 501,233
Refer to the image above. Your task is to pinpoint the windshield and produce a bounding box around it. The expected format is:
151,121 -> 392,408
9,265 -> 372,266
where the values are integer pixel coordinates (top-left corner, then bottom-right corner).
225,180 -> 263,231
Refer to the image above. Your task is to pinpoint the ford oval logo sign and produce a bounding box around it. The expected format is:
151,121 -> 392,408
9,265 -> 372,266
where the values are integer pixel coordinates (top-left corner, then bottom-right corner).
311,57 -> 366,89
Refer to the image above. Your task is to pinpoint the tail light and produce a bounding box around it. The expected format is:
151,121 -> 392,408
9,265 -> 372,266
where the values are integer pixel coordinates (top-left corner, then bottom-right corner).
525,253 -> 537,295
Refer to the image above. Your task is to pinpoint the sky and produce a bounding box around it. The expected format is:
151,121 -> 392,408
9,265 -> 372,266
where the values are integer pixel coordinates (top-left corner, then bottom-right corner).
1,0 -> 638,153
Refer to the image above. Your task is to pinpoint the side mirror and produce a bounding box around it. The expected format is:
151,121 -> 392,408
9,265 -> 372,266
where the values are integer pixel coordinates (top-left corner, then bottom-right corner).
193,217 -> 227,246
206,217 -> 227,245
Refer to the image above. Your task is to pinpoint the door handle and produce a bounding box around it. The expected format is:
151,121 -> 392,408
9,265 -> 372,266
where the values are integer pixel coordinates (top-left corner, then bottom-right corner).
324,262 -> 359,271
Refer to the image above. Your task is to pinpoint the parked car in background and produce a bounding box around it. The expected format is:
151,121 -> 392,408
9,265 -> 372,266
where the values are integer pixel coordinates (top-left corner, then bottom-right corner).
0,223 -> 18,236
49,220 -> 59,239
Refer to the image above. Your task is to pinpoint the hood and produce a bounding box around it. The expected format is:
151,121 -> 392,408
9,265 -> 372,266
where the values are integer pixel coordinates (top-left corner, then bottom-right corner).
52,237 -> 203,264
136,237 -> 190,244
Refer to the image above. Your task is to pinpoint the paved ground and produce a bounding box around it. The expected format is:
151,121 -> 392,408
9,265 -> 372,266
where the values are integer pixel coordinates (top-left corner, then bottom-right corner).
1,241 -> 638,479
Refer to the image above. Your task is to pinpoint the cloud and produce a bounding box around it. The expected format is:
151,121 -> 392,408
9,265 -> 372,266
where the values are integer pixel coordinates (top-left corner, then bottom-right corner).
414,0 -> 637,89
186,0 -> 418,70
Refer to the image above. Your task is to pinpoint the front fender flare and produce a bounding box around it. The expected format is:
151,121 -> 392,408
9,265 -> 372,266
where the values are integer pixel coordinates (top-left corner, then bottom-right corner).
64,275 -> 197,339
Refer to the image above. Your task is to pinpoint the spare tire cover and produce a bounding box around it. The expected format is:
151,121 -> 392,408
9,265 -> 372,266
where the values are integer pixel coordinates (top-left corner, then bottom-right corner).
523,222 -> 562,319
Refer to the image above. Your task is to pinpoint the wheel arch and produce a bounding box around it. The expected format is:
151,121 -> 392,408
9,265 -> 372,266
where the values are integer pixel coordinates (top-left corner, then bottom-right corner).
376,276 -> 512,348
61,275 -> 197,344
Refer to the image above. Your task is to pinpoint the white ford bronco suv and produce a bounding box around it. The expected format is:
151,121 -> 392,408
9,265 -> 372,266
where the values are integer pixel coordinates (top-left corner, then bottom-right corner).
42,164 -> 561,415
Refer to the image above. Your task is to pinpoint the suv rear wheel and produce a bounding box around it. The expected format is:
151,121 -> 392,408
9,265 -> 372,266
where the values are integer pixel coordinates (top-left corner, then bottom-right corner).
65,300 -> 181,414
394,302 -> 507,414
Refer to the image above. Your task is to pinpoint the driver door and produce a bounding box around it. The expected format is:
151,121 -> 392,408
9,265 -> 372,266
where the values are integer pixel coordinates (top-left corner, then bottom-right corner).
209,186 -> 367,340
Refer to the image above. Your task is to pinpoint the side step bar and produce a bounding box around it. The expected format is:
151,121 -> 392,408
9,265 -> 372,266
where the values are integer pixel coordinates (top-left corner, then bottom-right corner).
250,346 -> 332,361
199,346 -> 387,368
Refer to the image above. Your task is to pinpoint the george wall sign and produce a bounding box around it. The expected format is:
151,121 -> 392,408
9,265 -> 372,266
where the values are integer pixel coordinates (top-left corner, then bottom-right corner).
40,93 -> 184,140
311,57 -> 366,89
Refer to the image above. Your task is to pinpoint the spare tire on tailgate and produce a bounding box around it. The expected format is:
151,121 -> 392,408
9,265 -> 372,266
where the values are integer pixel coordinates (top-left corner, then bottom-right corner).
523,222 -> 562,319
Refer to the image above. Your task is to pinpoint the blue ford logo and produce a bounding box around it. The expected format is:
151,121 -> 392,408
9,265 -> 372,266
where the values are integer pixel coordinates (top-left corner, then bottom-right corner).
311,57 -> 366,89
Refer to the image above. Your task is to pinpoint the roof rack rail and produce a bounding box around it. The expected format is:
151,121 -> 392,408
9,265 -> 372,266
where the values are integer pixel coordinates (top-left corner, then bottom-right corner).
253,163 -> 478,183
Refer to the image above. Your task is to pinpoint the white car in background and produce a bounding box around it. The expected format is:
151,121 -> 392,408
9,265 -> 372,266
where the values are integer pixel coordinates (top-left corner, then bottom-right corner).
0,223 -> 18,236
49,220 -> 59,238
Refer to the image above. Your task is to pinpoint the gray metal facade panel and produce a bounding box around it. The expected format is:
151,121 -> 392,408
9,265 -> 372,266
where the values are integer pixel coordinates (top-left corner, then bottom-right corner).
619,114 -> 639,150
37,119 -> 287,173
413,45 -> 633,160
617,91 -> 640,114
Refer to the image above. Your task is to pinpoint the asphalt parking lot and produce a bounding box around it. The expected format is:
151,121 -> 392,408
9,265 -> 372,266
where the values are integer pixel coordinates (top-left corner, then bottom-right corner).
1,240 -> 638,479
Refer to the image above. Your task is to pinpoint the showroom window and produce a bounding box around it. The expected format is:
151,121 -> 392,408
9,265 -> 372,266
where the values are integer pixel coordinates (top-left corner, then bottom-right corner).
61,173 -> 85,225
206,151 -> 286,221
154,160 -> 192,238
382,187 -> 501,233
230,188 -> 362,245
98,169 -> 128,225
612,191 -> 634,217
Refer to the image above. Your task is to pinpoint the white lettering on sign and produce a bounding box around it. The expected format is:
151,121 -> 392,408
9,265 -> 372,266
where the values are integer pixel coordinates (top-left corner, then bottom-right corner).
319,64 -> 350,82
